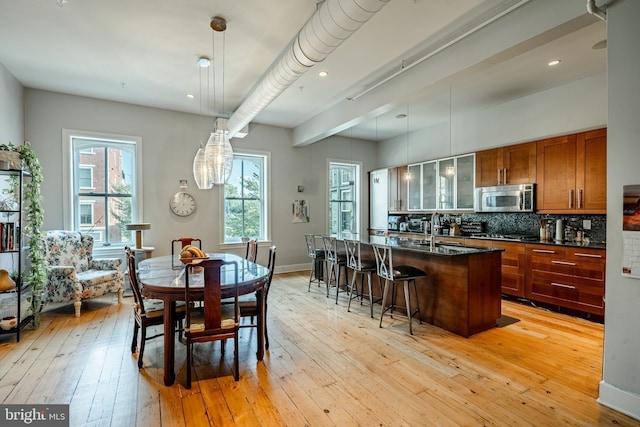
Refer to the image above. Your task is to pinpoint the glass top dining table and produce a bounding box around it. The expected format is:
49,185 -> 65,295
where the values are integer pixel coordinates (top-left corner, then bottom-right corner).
138,253 -> 269,386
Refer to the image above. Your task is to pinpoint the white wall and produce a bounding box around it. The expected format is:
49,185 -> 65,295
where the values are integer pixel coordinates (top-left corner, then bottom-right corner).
377,73 -> 607,167
0,63 -> 23,146
23,89 -> 377,270
599,0 -> 640,420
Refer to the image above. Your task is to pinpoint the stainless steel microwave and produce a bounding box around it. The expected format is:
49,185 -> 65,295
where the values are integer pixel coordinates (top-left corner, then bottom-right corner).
475,184 -> 535,213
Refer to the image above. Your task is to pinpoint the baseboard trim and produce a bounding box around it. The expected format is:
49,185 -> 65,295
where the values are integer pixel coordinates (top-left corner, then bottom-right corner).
598,380 -> 640,421
274,263 -> 309,274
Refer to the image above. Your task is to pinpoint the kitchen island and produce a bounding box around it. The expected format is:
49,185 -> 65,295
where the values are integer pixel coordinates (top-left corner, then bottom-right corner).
340,234 -> 504,337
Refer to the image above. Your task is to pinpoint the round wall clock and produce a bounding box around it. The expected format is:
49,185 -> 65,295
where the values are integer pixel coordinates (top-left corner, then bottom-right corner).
169,191 -> 196,217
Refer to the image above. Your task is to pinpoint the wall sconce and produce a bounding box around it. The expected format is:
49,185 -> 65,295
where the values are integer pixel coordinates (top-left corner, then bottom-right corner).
297,185 -> 304,192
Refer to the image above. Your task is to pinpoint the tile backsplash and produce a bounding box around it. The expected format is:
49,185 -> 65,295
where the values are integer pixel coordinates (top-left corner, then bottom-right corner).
400,212 -> 606,243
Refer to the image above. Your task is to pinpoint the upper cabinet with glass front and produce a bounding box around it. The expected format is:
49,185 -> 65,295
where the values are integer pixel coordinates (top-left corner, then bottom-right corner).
406,153 -> 475,211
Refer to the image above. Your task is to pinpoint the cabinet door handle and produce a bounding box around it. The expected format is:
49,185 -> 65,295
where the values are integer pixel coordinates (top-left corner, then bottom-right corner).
551,282 -> 576,289
578,189 -> 583,209
574,253 -> 603,258
497,169 -> 501,185
504,168 -> 508,184
533,249 -> 556,254
552,260 -> 576,266
569,189 -> 574,209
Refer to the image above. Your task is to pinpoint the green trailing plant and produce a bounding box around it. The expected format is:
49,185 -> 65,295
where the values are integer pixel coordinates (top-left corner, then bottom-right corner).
0,142 -> 45,326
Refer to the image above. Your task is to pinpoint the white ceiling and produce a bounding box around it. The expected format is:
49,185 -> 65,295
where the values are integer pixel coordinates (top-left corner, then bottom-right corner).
0,0 -> 606,144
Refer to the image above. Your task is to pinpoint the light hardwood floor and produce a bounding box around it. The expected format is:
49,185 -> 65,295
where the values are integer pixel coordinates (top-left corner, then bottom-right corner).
1,271 -> 638,427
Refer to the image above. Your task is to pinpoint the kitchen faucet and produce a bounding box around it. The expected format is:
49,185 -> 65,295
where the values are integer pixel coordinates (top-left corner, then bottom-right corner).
429,212 -> 441,250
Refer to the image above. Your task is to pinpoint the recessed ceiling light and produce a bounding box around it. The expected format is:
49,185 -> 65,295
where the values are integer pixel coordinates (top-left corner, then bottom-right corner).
548,59 -> 561,66
318,70 -> 328,77
187,93 -> 195,99
197,56 -> 211,68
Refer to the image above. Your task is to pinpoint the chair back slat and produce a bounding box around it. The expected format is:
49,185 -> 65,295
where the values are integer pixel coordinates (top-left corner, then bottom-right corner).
372,243 -> 393,280
245,239 -> 258,263
344,239 -> 362,271
171,238 -> 202,262
173,237 -> 202,248
185,259 -> 238,331
304,234 -> 317,258
125,246 -> 147,315
264,246 -> 277,302
322,236 -> 338,263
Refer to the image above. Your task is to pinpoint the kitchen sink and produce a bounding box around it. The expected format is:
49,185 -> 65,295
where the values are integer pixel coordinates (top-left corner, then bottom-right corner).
437,245 -> 480,253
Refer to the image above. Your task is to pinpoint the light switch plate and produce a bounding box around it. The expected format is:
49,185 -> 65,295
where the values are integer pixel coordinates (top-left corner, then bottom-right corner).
583,219 -> 592,230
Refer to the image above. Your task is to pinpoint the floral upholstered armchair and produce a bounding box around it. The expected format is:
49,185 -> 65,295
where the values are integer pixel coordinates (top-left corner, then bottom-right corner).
41,230 -> 124,317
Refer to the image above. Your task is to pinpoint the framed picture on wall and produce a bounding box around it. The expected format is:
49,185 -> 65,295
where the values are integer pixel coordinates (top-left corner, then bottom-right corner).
292,200 -> 309,223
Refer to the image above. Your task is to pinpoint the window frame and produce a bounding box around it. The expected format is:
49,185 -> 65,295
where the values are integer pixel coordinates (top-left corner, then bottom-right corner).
78,165 -> 94,190
221,149 -> 271,246
327,159 -> 361,236
79,201 -> 94,226
62,129 -> 143,251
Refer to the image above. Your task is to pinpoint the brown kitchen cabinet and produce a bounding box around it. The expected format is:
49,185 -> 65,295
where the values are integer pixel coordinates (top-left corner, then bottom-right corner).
577,128 -> 607,212
466,238 -> 526,297
536,128 -> 606,214
475,141 -> 537,187
388,165 -> 408,212
525,244 -> 605,315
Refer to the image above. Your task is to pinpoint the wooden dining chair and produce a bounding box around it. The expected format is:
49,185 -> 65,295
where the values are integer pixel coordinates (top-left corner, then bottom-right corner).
125,246 -> 185,369
184,258 -> 240,388
238,245 -> 276,350
171,237 -> 203,268
244,239 -> 258,263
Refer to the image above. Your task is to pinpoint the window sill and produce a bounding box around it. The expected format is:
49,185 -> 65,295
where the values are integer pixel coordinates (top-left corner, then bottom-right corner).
218,240 -> 272,251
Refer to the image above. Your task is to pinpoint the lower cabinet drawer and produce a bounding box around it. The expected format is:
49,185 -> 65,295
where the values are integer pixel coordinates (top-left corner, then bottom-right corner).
525,243 -> 606,316
528,273 -> 605,315
528,256 -> 605,281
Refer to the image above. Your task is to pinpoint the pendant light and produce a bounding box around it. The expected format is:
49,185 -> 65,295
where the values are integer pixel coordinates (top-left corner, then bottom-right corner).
205,128 -> 234,184
445,84 -> 455,176
193,56 -> 213,189
204,16 -> 233,185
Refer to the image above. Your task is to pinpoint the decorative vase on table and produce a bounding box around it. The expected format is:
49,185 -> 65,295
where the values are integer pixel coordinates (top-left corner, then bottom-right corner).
0,269 -> 16,292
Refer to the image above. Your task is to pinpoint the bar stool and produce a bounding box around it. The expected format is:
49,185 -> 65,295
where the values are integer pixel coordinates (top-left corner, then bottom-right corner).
304,234 -> 326,291
322,235 -> 349,303
372,243 -> 426,335
344,239 -> 382,318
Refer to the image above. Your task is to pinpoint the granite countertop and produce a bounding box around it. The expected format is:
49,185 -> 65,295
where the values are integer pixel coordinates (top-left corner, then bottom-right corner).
339,234 -> 504,257
383,231 -> 607,250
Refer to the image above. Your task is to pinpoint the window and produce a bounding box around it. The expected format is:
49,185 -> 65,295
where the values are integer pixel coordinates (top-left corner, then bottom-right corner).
79,202 -> 93,225
224,153 -> 268,243
65,130 -> 140,247
328,161 -> 360,235
78,166 -> 93,189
